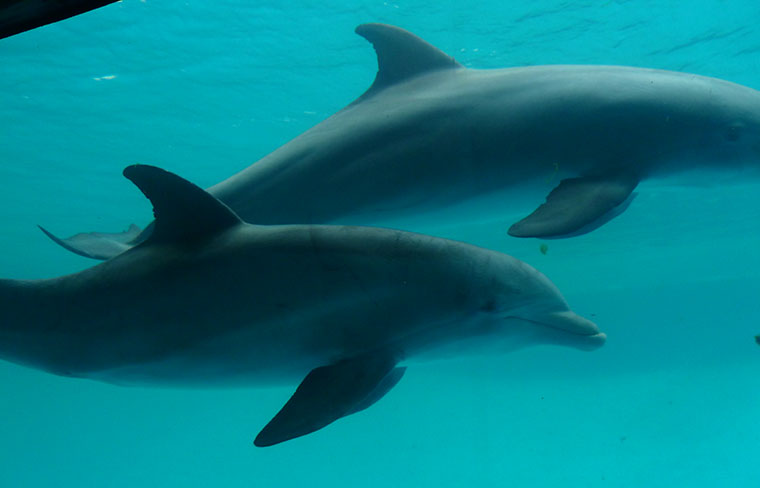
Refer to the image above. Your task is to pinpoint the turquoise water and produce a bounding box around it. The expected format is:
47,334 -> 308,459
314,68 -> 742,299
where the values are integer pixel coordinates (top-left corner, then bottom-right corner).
1,0 -> 760,486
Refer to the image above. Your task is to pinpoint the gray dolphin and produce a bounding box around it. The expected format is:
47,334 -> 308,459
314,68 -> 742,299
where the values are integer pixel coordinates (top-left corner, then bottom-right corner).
1,165 -> 605,446
43,23 -> 760,259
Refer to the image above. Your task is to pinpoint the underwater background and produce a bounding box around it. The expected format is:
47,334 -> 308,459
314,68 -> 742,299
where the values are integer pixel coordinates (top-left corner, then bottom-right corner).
1,0 -> 759,486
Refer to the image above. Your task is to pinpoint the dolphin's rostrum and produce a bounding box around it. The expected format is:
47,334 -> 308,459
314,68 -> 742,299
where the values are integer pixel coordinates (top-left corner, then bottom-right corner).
1,165 -> 605,446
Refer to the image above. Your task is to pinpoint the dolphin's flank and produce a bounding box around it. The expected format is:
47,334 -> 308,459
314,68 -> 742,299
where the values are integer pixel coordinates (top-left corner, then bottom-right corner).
2,165 -> 604,446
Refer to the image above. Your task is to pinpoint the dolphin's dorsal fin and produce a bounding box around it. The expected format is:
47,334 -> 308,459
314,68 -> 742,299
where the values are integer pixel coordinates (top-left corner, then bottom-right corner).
123,165 -> 242,245
355,23 -> 462,99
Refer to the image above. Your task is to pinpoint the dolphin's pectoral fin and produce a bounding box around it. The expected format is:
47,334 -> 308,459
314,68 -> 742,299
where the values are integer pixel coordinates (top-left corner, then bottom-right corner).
345,366 -> 406,416
38,224 -> 143,261
254,352 -> 402,447
123,165 -> 242,246
353,23 -> 462,101
508,173 -> 639,238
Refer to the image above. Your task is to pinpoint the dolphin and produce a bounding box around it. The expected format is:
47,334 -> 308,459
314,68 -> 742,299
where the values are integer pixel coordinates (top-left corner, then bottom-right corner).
0,0 -> 118,39
42,23 -> 760,259
1,165 -> 605,446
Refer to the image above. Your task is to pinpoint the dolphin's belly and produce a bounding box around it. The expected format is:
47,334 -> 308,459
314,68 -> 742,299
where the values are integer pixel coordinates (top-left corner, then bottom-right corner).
86,314 -> 480,388
87,310 -> 557,388
84,282 -> 502,388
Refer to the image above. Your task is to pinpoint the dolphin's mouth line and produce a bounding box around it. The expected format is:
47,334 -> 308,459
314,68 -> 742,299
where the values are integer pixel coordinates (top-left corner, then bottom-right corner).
507,316 -> 601,337
525,317 -> 608,348
573,331 -> 607,343
537,321 -> 602,337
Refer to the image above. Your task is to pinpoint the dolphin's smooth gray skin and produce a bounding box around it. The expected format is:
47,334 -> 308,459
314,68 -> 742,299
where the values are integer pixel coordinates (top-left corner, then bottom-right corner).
1,165 -> 605,446
0,0 -> 118,39
43,23 -> 760,258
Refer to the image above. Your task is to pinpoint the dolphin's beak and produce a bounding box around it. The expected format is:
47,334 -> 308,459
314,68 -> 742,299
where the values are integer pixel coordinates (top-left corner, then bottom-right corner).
530,310 -> 607,351
567,331 -> 607,351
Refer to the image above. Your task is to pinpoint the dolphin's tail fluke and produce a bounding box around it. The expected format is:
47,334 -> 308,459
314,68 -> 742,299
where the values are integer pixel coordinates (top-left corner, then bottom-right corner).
38,223 -> 145,261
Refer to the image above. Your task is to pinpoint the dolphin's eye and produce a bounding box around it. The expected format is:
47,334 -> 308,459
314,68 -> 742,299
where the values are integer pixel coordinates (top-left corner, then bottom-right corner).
725,124 -> 743,142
